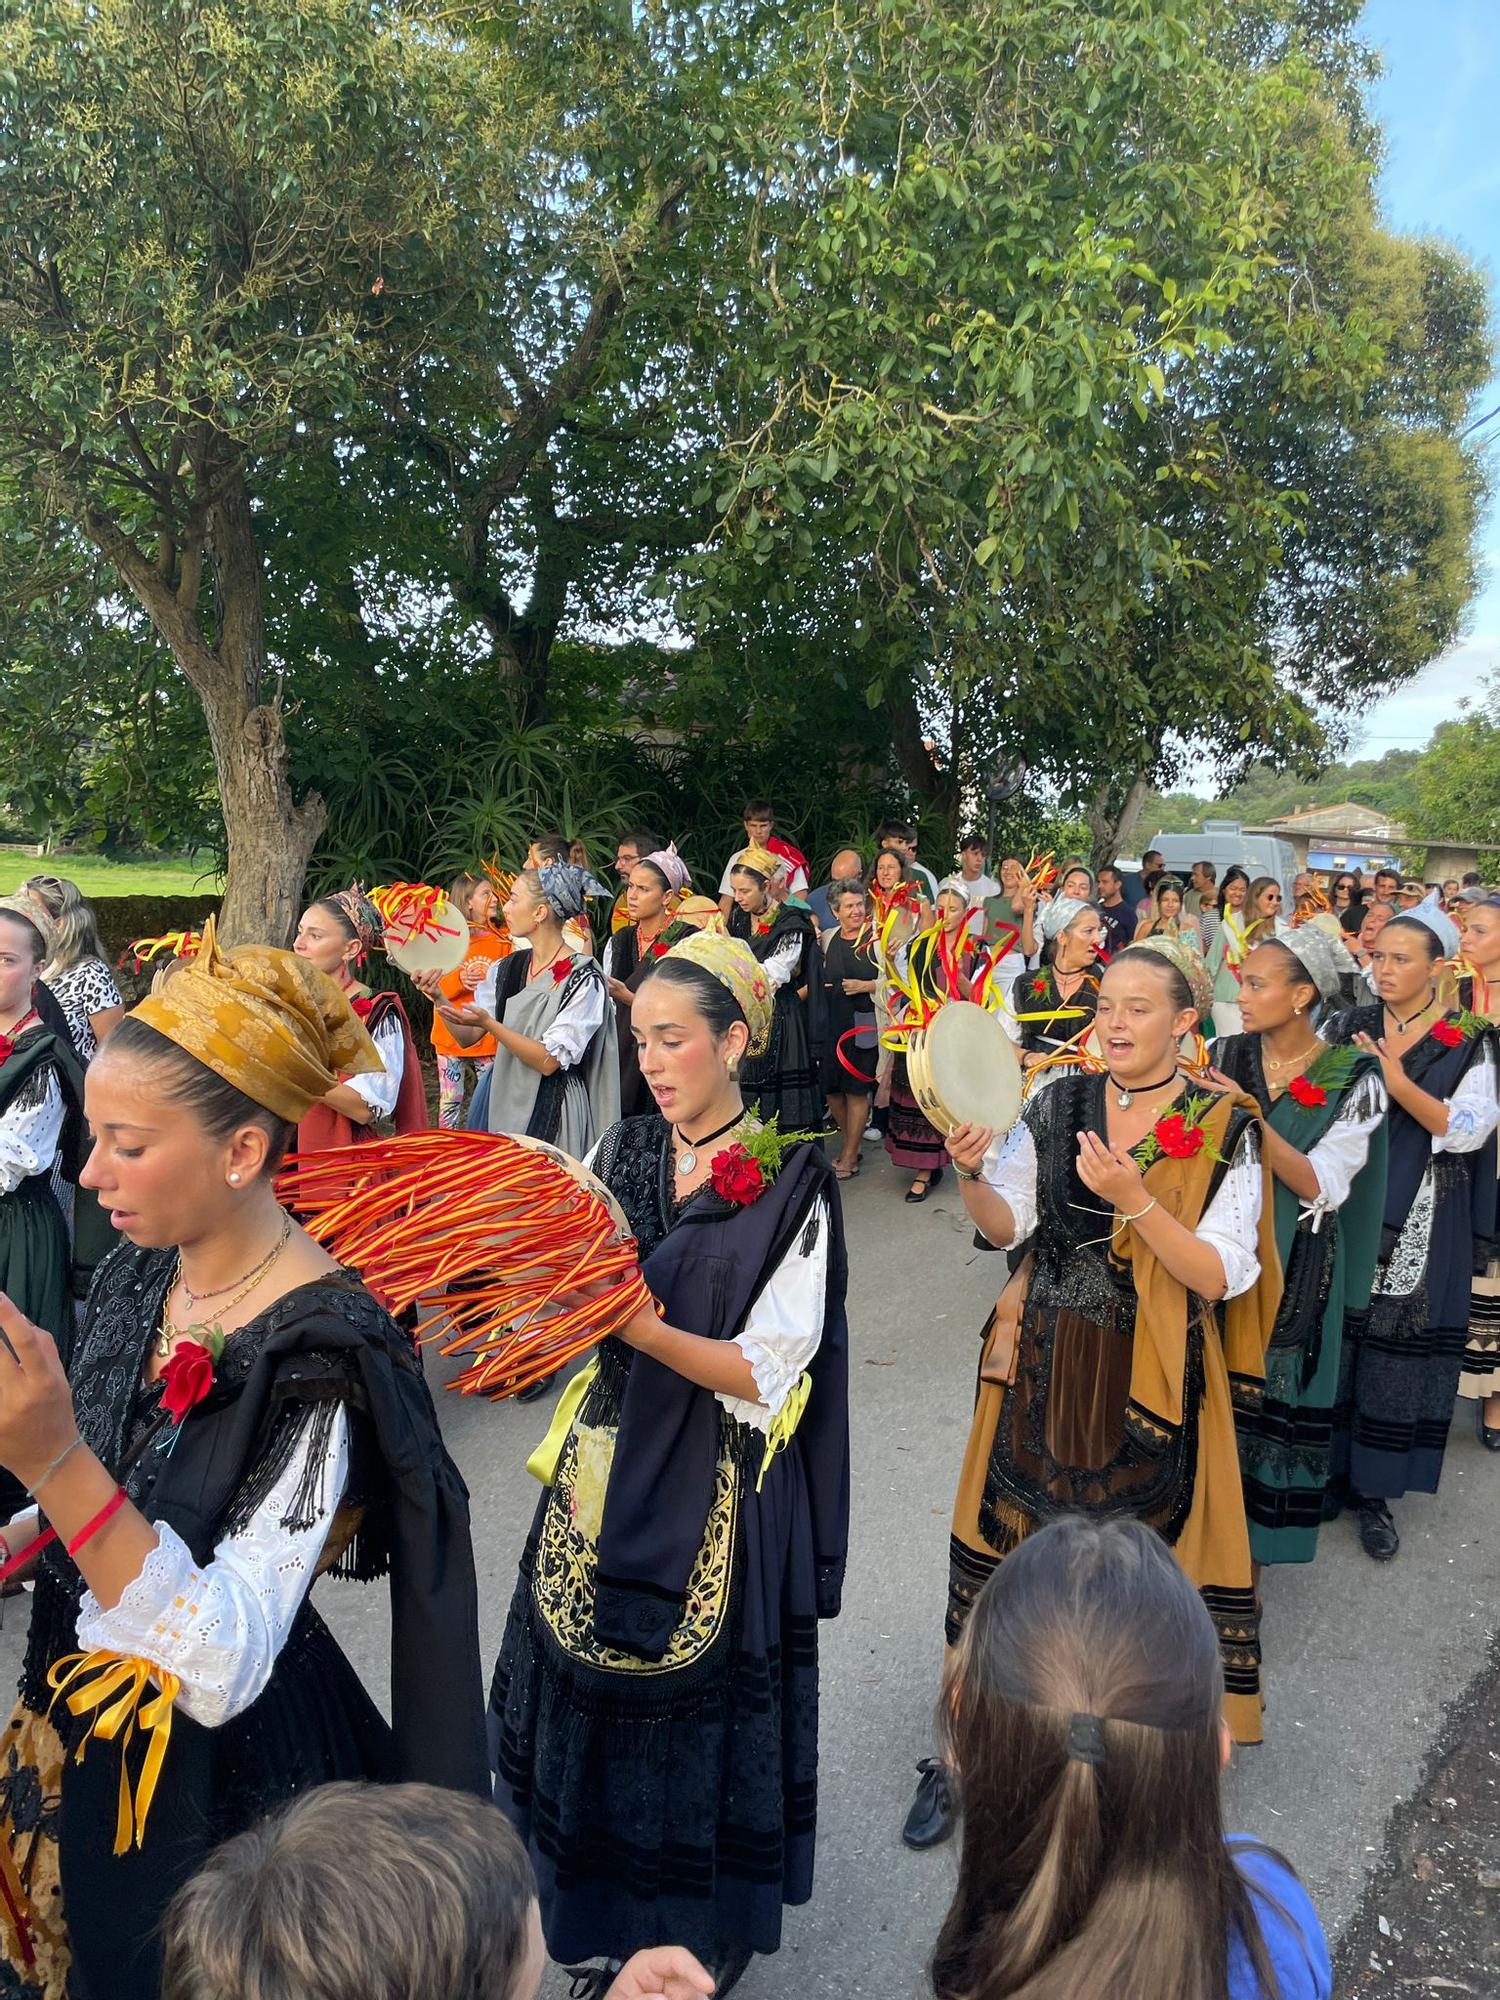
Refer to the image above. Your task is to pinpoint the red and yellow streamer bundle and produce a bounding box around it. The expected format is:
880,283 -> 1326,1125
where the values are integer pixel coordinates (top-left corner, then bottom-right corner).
122,929 -> 204,972
281,1131 -> 652,1397
368,882 -> 461,945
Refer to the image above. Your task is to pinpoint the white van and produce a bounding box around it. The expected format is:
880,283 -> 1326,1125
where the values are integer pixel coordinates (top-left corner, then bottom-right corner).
1146,823 -> 1298,898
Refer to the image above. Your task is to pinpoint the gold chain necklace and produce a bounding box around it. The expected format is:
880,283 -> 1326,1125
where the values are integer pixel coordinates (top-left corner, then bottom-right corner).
1263,1034 -> 1323,1075
153,1215 -> 292,1359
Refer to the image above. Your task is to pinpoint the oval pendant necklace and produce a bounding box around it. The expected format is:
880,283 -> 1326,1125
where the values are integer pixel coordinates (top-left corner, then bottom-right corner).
673,1111 -> 744,1178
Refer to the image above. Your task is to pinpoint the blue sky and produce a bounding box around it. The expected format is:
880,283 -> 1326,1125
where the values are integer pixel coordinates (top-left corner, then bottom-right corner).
1348,0 -> 1500,755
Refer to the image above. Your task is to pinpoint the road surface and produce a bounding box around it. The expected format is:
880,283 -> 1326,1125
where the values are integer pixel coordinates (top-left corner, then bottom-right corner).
4,1150 -> 1493,1995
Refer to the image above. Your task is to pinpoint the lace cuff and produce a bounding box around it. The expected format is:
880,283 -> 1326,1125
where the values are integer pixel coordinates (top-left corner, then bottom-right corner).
76,1404 -> 349,1729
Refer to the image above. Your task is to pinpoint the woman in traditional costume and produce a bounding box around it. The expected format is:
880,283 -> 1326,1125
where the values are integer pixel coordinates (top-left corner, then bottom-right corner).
432,872 -> 510,1130
820,881 -> 879,1179
725,843 -> 824,1133
881,886 -> 979,1203
1210,931 -> 1387,1566
292,887 -> 428,1150
602,844 -> 697,1119
1321,898 -> 1500,1559
1456,893 -> 1500,1448
1205,867 -> 1251,1032
0,919 -> 487,2000
488,932 -> 850,1999
1010,895 -> 1103,1064
0,898 -> 84,1425
428,863 -> 619,1155
902,935 -> 1279,1851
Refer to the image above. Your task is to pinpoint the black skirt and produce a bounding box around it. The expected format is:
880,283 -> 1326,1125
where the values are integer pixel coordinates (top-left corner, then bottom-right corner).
55,1607 -> 392,2000
740,987 -> 824,1132
489,1368 -> 822,1965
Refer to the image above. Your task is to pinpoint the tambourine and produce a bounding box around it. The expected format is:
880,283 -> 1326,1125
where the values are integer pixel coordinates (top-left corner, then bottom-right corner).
380,892 -> 470,979
904,999 -> 1024,1139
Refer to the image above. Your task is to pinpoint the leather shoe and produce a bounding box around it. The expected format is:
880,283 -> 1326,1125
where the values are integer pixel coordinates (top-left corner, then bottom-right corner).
1476,1400 -> 1500,1453
1356,1497 -> 1399,1561
515,1372 -> 557,1405
902,1757 -> 956,1849
710,1947 -> 753,1997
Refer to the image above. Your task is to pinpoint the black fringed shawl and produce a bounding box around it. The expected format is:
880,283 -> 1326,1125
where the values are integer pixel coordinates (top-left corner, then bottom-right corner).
25,1243 -> 489,1797
591,1121 -> 850,1661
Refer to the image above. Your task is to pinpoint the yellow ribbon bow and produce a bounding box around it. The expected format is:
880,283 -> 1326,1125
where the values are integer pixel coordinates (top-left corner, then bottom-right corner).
757,1371 -> 813,1493
47,1651 -> 181,1855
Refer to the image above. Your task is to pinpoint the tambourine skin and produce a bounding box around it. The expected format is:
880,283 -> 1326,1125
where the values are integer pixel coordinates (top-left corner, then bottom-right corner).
906,1000 -> 1024,1138
385,895 -> 470,978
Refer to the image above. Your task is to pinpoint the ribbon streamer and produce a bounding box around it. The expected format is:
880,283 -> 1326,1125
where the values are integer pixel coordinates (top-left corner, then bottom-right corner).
47,1651 -> 180,1855
281,1131 -> 655,1398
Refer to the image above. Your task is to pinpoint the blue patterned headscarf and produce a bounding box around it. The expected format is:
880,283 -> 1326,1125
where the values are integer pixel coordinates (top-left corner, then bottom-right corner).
536,861 -> 607,922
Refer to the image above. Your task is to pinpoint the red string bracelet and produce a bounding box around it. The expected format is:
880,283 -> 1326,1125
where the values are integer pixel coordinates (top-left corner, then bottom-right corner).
66,1488 -> 127,1559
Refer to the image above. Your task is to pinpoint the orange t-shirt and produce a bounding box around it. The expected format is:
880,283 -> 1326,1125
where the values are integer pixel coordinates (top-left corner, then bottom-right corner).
429,928 -> 510,1060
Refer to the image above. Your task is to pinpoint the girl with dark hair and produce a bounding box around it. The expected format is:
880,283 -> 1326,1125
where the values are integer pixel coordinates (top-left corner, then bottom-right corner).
426,865 -> 618,1155
603,844 -> 697,1117
725,844 -> 824,1132
0,921 -> 487,2000
1321,902 -> 1500,1558
903,939 -> 1279,1850
1456,895 -> 1500,1445
935,1515 -> 1331,2000
489,933 -> 849,1999
1210,936 -> 1387,1564
292,887 -> 427,1149
1204,868 -> 1252,1033
884,886 -> 981,1202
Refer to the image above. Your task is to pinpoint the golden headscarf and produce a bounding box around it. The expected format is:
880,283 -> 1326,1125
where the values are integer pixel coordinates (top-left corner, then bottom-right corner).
0,892 -> 56,960
664,930 -> 774,1056
131,916 -> 382,1122
731,843 -> 780,884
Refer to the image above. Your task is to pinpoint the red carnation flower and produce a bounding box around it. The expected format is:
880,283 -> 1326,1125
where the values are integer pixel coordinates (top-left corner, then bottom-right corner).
159,1340 -> 218,1425
350,995 -> 375,1019
1288,1075 -> 1326,1108
551,958 -> 572,985
711,1143 -> 766,1207
1154,1112 -> 1205,1161
1431,1019 -> 1463,1048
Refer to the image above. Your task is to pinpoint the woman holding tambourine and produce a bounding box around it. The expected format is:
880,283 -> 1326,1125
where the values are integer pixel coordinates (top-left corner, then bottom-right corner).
901,935 -> 1280,1853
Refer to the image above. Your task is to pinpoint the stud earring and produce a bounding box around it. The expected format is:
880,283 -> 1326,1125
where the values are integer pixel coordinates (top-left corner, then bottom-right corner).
1293,1004 -> 1303,1017
229,1171 -> 241,1185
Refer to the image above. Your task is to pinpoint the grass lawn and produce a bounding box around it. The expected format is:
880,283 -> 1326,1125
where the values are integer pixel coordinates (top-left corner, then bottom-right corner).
0,852 -> 222,898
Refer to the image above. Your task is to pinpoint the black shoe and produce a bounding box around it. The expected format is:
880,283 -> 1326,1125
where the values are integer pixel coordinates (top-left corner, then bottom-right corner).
1476,1401 -> 1500,1453
902,1757 -> 956,1849
1356,1497 -> 1399,1561
515,1371 -> 558,1405
565,1970 -> 613,2000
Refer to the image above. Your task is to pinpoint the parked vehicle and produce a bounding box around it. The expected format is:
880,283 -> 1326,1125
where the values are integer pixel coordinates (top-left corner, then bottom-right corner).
1147,824 -> 1298,897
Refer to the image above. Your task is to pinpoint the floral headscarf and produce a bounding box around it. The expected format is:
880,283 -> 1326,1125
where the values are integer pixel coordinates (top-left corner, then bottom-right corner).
664,930 -> 774,1055
132,916 -> 382,1121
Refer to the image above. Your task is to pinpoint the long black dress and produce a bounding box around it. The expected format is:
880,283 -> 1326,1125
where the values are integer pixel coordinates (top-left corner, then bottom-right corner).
727,905 -> 825,1130
1,1245 -> 487,2000
1322,1004 -> 1500,1502
820,932 -> 878,1097
608,919 -> 696,1117
489,1116 -> 850,1968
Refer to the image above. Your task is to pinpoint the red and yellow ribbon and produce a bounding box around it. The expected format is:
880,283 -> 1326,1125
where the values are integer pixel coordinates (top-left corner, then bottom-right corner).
47,1651 -> 180,1855
125,929 -> 204,970
367,882 -> 461,945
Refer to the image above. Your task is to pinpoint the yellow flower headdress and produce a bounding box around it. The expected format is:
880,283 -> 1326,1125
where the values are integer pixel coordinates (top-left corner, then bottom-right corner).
664,930 -> 774,1055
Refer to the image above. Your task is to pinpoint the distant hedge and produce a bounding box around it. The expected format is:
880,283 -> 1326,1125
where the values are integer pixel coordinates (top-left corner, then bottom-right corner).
90,894 -> 433,1035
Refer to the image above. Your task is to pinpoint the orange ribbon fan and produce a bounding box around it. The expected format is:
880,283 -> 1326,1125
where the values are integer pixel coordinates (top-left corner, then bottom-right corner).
281,1131 -> 653,1398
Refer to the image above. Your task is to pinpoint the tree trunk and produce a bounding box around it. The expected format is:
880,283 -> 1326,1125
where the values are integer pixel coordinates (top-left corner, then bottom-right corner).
202,479 -> 325,944
81,469 -> 325,946
1086,771 -> 1151,870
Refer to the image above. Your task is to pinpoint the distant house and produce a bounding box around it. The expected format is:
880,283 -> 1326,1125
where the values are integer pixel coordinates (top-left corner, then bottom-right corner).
1249,802 -> 1497,883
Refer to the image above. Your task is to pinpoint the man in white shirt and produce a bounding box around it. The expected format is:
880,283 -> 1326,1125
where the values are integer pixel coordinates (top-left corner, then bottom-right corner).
955,832 -> 1001,906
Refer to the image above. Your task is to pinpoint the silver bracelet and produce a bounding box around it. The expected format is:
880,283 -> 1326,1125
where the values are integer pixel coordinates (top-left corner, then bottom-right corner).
26,1436 -> 84,1499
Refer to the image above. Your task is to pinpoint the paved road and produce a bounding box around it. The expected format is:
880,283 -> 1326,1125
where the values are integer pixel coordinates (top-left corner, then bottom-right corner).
4,1150 -> 1495,1995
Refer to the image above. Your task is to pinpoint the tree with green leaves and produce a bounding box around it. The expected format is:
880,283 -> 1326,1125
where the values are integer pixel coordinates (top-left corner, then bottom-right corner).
0,0 -> 514,938
691,0 -> 1492,861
